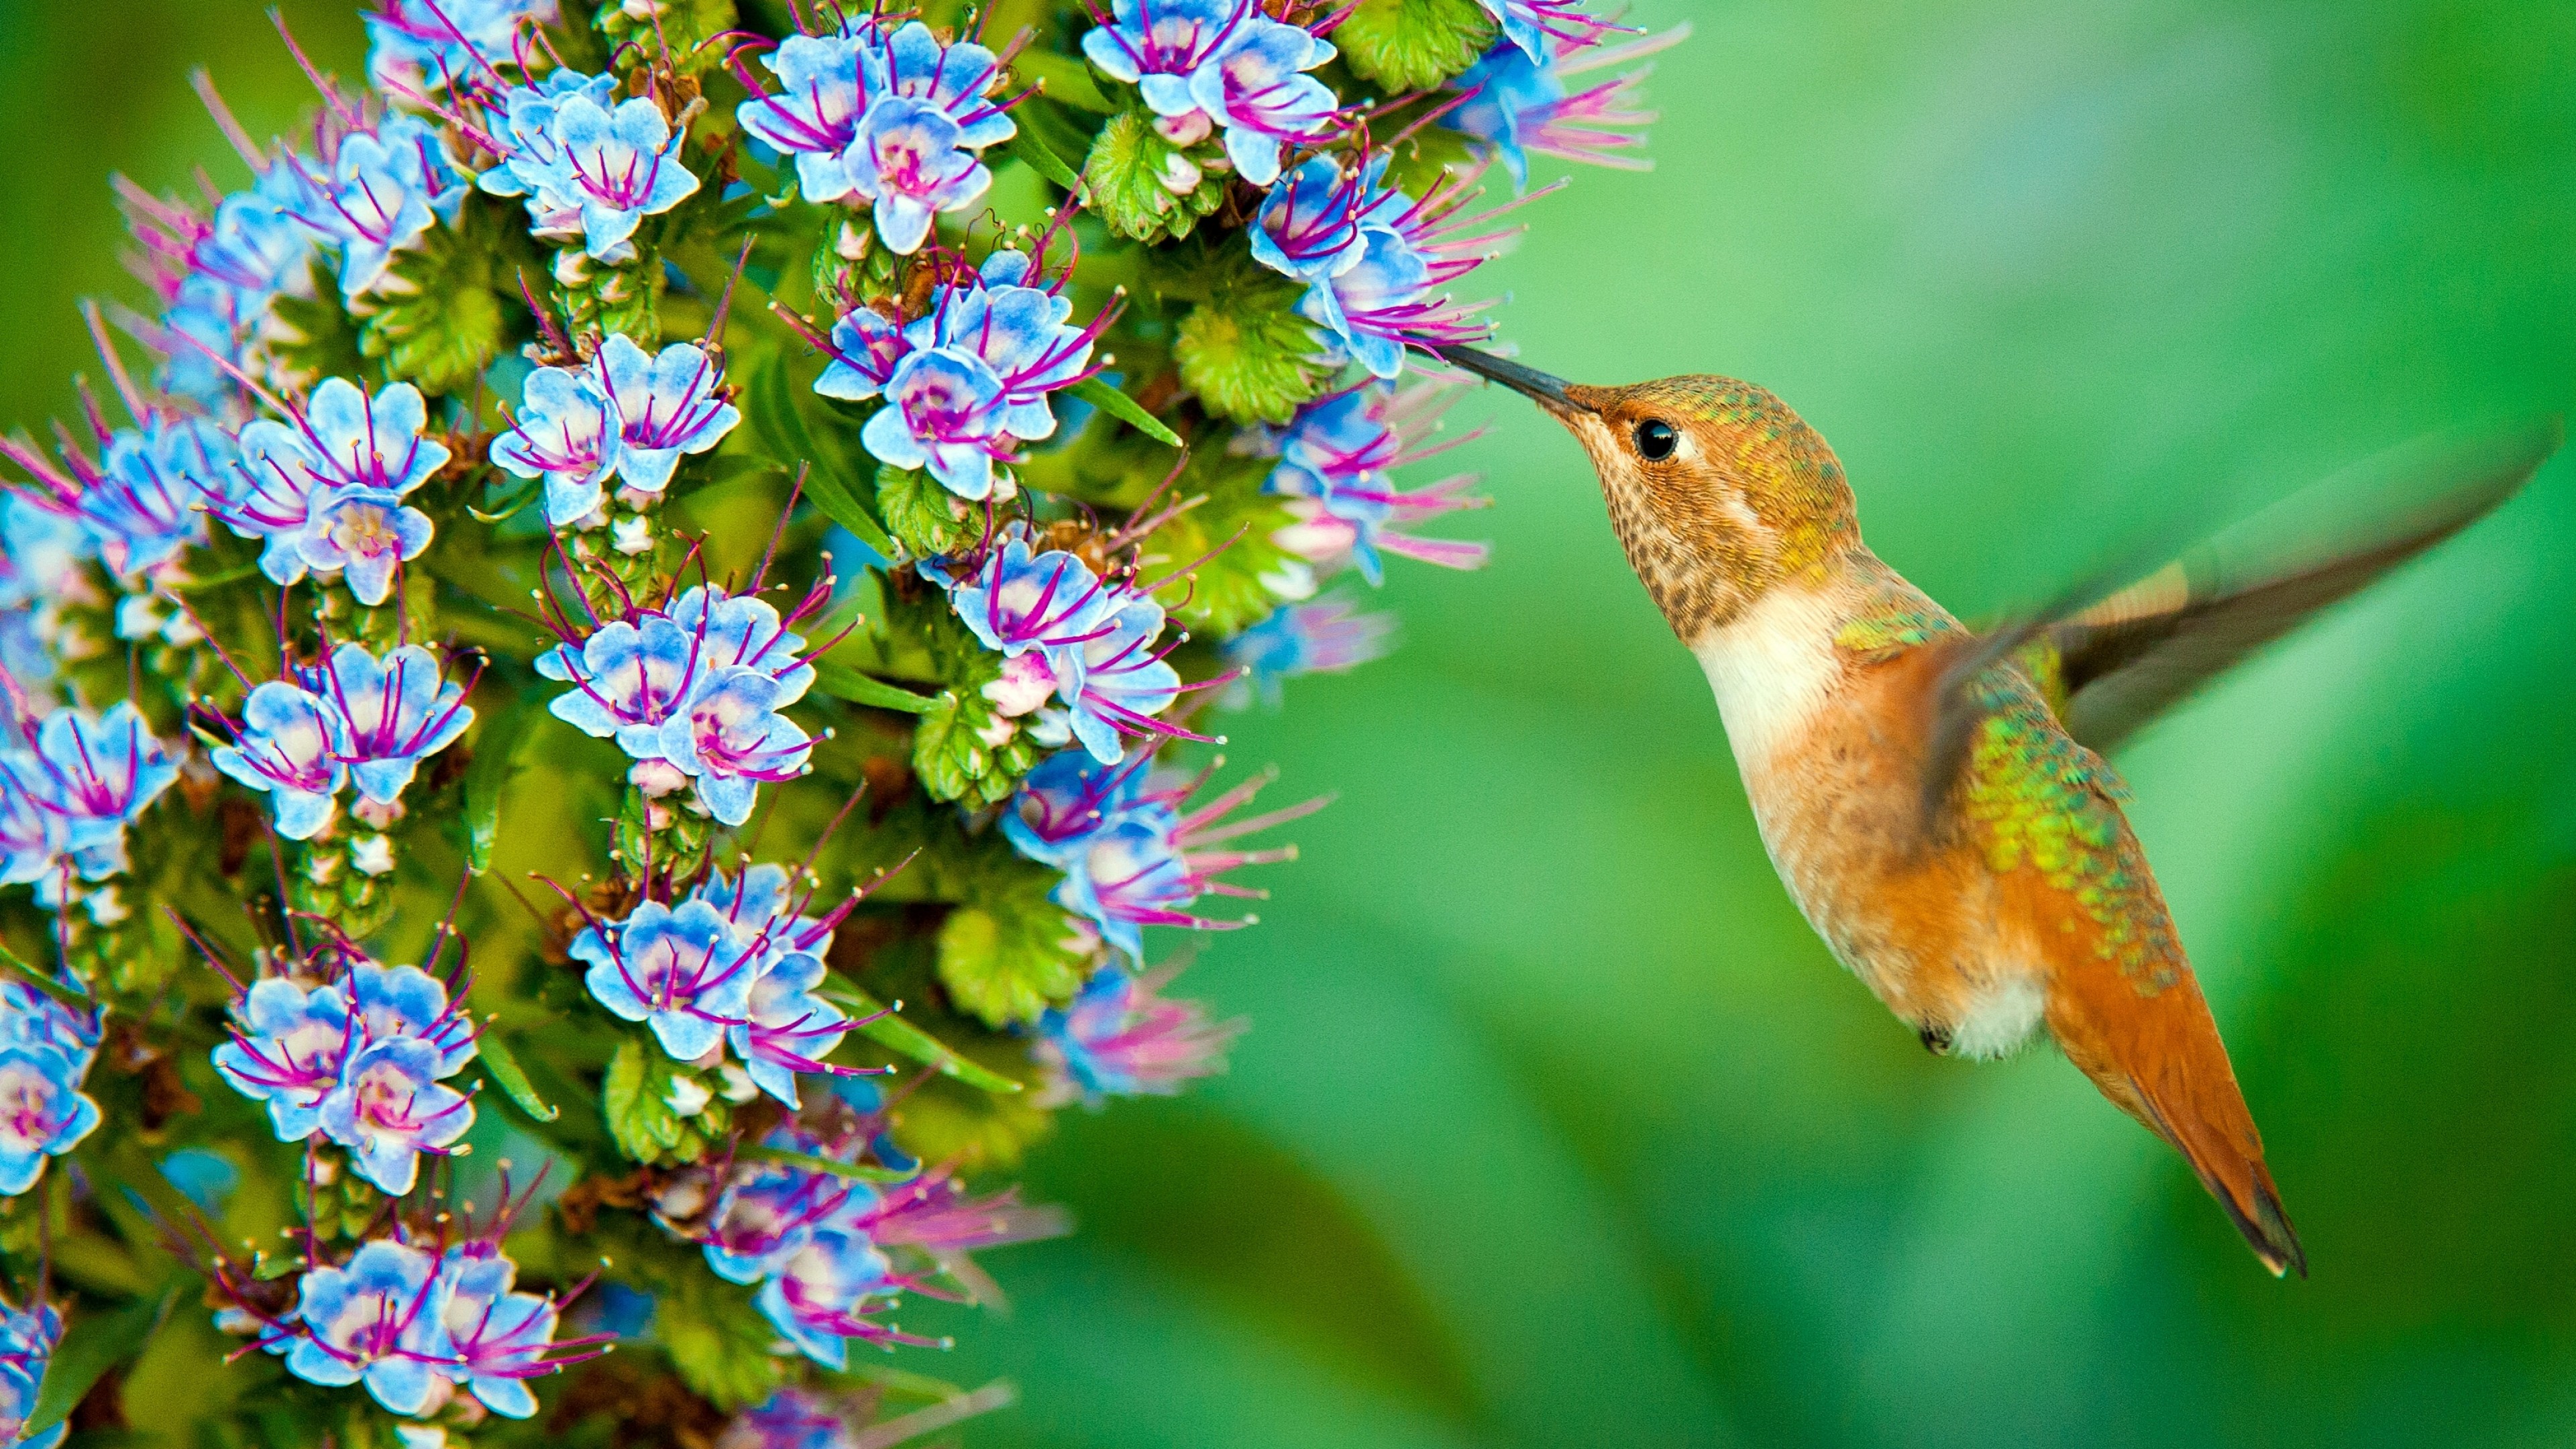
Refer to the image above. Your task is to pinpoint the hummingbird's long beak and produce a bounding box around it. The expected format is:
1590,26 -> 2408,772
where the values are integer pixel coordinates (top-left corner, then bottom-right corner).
1432,344 -> 1593,415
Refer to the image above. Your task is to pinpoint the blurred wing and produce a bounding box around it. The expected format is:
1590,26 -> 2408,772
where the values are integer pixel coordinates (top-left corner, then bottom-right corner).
1916,421 -> 2559,828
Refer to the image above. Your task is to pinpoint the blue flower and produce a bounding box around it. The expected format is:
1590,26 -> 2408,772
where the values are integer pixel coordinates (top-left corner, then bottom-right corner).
366,0 -> 559,93
1035,967 -> 1239,1106
595,335 -> 740,494
0,1293 -> 64,1449
224,377 -> 451,588
667,586 -> 816,706
0,767 -> 61,890
85,417 -> 236,580
658,668 -> 812,827
1050,598 -> 1185,765
287,1240 -> 455,1414
303,643 -> 476,805
1300,228 -> 1428,379
213,977 -> 355,1141
1474,0 -> 1619,64
435,1241 -> 586,1419
142,158 -> 321,403
735,33 -> 874,200
490,361 -> 620,527
704,1144 -> 871,1285
0,1042 -> 100,1195
722,1389 -> 857,1449
317,1035 -> 476,1195
1447,33 -> 1672,189
845,97 -> 991,256
1081,0 -> 1340,186
211,681 -> 348,840
753,1226 -> 900,1368
1249,154 -> 1401,282
730,950 -> 851,1108
539,586 -> 816,773
546,95 -> 702,259
347,962 -> 478,1078
0,978 -> 100,1071
299,117 -> 466,299
301,488 -> 436,606
1224,598 -> 1394,705
572,898 -> 760,1061
1054,808 -> 1195,961
941,536 -> 1114,658
15,702 -> 178,881
862,349 -> 1009,499
1001,749 -> 1144,868
694,863 -> 838,967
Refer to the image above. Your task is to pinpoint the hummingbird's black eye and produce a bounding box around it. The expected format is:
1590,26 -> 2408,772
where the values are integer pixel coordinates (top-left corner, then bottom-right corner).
1633,419 -> 1677,462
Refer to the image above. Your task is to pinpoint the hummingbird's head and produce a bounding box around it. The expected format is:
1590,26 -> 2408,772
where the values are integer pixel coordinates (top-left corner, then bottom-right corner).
1437,347 -> 1861,639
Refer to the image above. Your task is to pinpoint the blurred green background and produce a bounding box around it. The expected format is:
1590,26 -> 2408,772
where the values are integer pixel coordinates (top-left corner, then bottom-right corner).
5,0 -> 2575,1443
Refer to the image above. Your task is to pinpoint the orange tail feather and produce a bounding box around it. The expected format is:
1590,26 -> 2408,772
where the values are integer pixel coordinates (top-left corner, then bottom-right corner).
2045,955 -> 2306,1277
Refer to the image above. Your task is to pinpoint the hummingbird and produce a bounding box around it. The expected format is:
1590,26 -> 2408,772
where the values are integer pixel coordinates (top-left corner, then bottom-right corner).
1434,342 -> 2557,1277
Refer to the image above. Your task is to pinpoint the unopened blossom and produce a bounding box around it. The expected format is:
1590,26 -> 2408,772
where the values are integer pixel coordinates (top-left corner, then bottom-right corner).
288,1240 -> 455,1413
1035,967 -> 1239,1106
0,1294 -> 62,1449
594,335 -> 740,495
212,977 -> 354,1141
1081,0 -> 1341,186
302,642 -> 476,804
571,898 -> 759,1061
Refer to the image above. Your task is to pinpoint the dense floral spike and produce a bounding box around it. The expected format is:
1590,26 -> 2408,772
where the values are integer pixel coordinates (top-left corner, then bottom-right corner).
1034,965 -> 1241,1106
0,0 -> 1672,1434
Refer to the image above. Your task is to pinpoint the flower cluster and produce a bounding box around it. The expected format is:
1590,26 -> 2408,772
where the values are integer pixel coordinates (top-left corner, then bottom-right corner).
213,953 -> 478,1194
736,17 -> 1022,255
0,0 -> 1672,1440
665,1095 -> 1064,1369
808,246 -> 1106,500
569,863 -> 868,1105
211,640 -> 476,844
493,333 -> 742,526
537,580 -> 822,826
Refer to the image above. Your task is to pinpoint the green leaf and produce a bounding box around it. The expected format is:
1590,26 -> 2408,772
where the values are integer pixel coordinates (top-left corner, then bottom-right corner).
798,458 -> 898,561
458,702 -> 536,875
654,1269 -> 783,1410
1336,0 -> 1499,91
1010,130 -> 1083,191
0,940 -> 90,1013
818,981 -> 1026,1093
1082,110 -> 1232,244
474,1028 -> 561,1123
812,662 -> 940,714
737,1144 -> 916,1183
936,867 -> 1096,1027
1071,375 -> 1185,447
1177,272 -> 1335,424
876,465 -> 974,558
28,1288 -> 178,1440
1012,50 -> 1117,114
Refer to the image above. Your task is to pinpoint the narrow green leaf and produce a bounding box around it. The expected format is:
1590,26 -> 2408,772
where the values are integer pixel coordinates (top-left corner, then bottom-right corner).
1012,50 -> 1116,113
737,1144 -> 916,1183
0,941 -> 91,1012
474,1029 -> 561,1122
27,1288 -> 178,1438
796,462 -> 898,560
818,982 -> 1026,1094
811,662 -> 939,715
1010,130 -> 1083,191
1070,376 -> 1184,447
460,702 -> 536,875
